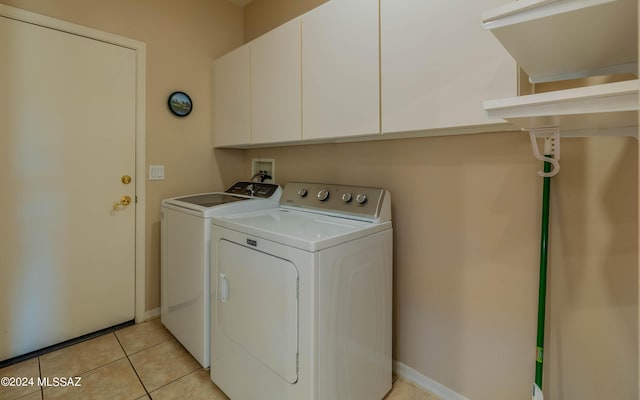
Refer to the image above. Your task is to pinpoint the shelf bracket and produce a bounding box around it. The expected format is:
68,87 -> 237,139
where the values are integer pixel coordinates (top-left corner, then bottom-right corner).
528,127 -> 560,178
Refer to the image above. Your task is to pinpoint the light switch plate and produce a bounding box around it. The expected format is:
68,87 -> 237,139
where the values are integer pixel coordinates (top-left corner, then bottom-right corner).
149,165 -> 165,181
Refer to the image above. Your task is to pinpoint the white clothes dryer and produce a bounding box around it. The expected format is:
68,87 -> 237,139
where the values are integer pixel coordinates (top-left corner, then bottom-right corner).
210,182 -> 393,400
160,182 -> 281,367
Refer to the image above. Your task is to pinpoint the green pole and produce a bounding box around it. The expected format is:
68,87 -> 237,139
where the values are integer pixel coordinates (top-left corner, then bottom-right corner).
535,158 -> 552,393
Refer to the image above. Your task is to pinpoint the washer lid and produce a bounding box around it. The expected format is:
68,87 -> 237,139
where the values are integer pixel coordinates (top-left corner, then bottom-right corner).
212,208 -> 391,252
161,182 -> 282,216
175,193 -> 246,207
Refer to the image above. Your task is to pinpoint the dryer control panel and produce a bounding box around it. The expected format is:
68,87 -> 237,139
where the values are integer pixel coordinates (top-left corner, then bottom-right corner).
280,182 -> 390,222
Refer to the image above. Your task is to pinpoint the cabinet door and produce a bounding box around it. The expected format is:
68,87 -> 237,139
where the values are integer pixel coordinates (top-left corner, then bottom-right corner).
381,0 -> 517,134
212,45 -> 251,147
251,18 -> 302,144
302,0 -> 380,140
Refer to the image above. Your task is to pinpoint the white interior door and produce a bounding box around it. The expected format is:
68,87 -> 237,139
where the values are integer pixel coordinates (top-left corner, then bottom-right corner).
0,14 -> 137,361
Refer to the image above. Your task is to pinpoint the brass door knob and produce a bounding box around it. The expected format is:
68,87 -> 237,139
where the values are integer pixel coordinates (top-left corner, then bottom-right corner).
112,195 -> 133,212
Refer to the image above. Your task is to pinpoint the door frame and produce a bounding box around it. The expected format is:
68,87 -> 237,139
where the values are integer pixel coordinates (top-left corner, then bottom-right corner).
0,4 -> 147,323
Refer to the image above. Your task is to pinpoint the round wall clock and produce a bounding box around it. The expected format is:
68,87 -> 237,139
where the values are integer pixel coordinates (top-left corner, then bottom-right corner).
168,91 -> 192,117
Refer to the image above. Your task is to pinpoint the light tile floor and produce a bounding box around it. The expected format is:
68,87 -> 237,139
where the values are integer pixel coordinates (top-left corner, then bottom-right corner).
0,319 -> 439,400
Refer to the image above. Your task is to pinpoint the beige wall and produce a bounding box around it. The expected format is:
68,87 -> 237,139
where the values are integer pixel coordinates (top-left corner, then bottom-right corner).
244,0 -> 327,41
0,0 -> 246,311
2,0 -> 636,398
244,135 -> 638,400
242,1 -> 638,399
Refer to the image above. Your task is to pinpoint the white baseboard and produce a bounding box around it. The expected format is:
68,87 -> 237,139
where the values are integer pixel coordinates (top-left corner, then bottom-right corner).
144,307 -> 160,320
393,361 -> 470,400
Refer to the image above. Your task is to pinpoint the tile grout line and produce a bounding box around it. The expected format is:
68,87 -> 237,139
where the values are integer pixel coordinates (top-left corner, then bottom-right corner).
0,321 -> 135,371
5,325 -> 177,400
118,335 -> 173,358
113,324 -> 204,399
42,334 -> 129,383
145,366 -> 203,395
113,332 -> 153,400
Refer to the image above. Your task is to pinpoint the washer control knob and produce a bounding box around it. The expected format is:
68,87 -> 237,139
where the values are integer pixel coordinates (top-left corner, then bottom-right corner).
317,189 -> 330,201
341,193 -> 353,203
355,193 -> 368,205
297,188 -> 308,198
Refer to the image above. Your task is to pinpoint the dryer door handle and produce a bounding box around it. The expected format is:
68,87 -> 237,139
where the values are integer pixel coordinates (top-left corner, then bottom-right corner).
219,273 -> 229,303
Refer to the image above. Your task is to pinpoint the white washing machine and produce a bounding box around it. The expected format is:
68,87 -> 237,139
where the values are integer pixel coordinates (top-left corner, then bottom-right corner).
160,181 -> 281,368
210,182 -> 393,400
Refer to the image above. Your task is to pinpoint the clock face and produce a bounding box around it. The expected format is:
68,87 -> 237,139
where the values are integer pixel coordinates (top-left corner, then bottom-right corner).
168,91 -> 192,117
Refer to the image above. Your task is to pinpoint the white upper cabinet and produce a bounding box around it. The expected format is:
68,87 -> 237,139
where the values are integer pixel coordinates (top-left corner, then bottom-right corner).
380,0 -> 517,134
251,18 -> 302,144
301,0 -> 380,140
212,45 -> 251,147
212,0 -> 526,148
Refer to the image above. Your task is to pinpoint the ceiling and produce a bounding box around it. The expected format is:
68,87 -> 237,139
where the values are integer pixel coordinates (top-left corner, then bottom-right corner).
227,0 -> 254,6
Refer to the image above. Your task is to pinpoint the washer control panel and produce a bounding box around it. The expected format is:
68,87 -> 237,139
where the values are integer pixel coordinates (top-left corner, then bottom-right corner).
280,182 -> 386,220
225,181 -> 279,198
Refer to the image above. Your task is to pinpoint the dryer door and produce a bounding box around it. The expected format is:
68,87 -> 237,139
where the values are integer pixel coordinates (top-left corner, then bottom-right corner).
217,239 -> 299,383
